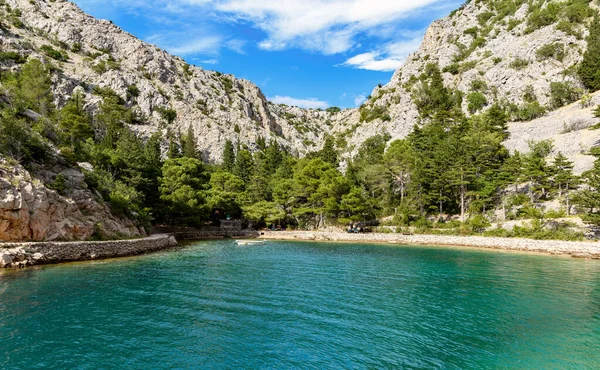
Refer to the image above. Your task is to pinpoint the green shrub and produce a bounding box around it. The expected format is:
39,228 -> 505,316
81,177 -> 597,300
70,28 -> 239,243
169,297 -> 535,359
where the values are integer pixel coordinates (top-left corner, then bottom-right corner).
71,42 -> 82,53
0,51 -> 27,64
468,214 -> 491,233
549,81 -> 582,109
509,57 -> 529,70
467,92 -> 488,113
513,102 -> 546,121
326,106 -> 341,114
412,217 -> 432,229
477,11 -> 494,26
92,86 -> 125,104
359,105 -> 391,123
536,43 -> 565,62
442,63 -> 460,75
471,37 -> 486,49
556,21 -> 582,39
470,79 -> 488,92
579,15 -> 600,91
564,0 -> 593,23
522,85 -> 537,103
526,3 -> 560,33
48,173 -> 67,195
0,111 -> 49,164
464,27 -> 479,37
459,61 -> 478,72
40,45 -> 68,61
506,19 -> 521,31
126,85 -> 140,100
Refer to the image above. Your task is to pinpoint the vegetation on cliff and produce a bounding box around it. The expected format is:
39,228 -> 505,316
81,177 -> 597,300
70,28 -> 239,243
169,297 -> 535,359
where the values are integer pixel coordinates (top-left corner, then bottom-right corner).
3,56 -> 600,242
3,0 -> 600,241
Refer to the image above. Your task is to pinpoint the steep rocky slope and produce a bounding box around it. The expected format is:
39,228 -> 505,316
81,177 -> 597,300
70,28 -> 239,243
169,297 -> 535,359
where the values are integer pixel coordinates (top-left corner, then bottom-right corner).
330,0 -> 600,170
1,0 -> 331,161
2,0 -> 600,167
0,160 -> 144,241
4,0 -> 598,168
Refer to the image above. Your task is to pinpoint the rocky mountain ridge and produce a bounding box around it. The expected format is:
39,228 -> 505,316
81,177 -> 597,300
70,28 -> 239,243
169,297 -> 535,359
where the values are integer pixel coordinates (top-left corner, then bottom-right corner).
1,0 -> 335,161
331,0 -> 600,169
3,0 -> 599,170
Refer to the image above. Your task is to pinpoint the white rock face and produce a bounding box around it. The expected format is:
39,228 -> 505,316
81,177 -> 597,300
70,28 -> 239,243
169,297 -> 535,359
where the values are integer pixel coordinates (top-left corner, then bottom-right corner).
3,0 -> 330,161
0,160 -> 144,242
327,0 -> 598,168
2,0 -> 599,172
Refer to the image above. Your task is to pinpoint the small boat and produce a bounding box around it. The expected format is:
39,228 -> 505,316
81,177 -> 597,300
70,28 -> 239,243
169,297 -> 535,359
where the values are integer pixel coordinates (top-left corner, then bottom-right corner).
236,240 -> 266,246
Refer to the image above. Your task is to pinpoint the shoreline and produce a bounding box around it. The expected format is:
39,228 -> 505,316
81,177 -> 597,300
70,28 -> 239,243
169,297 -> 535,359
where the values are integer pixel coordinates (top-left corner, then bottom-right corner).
0,234 -> 178,268
260,231 -> 600,259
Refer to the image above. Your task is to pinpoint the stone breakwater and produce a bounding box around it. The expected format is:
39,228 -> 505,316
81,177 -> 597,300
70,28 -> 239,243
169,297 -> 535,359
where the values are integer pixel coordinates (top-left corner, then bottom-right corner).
0,234 -> 178,268
261,231 -> 600,259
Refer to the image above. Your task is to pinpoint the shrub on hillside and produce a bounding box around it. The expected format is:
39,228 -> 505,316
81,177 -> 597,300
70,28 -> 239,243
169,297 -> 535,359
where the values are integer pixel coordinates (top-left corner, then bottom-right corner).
536,43 -> 565,62
549,81 -> 582,109
467,92 -> 488,113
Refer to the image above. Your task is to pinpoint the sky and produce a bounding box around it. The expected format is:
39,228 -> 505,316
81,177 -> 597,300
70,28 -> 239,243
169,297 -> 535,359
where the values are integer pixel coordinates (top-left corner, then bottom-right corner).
72,0 -> 463,109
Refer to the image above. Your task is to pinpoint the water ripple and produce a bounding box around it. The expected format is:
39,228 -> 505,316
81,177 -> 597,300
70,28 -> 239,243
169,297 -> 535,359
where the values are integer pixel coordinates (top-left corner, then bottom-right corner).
1,240 -> 600,369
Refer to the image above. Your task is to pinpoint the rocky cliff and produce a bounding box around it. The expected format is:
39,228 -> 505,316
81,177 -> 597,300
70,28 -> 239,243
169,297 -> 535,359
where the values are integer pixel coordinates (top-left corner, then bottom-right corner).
3,0 -> 598,168
1,0 -> 600,244
330,0 -> 600,170
1,0 -> 330,161
0,159 -> 144,241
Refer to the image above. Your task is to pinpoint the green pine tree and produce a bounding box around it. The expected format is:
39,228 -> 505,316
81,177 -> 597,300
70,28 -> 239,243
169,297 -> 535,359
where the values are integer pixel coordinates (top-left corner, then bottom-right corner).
319,135 -> 338,166
234,149 -> 254,183
579,14 -> 600,91
183,125 -> 198,159
264,139 -> 283,175
552,152 -> 578,214
222,140 -> 235,172
573,152 -> 600,225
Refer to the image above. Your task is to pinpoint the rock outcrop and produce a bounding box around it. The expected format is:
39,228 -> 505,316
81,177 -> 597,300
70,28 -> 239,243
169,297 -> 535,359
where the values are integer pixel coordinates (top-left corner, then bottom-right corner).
0,159 -> 144,242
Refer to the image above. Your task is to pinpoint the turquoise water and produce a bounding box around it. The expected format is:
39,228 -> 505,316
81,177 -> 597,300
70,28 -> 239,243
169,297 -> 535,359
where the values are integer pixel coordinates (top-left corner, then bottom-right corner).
1,241 -> 600,369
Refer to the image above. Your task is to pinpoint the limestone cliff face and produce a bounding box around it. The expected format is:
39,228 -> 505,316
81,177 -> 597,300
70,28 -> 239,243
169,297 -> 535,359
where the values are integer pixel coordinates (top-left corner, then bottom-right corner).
329,0 -> 600,169
2,0 -> 328,161
0,160 -> 144,242
2,0 -> 599,168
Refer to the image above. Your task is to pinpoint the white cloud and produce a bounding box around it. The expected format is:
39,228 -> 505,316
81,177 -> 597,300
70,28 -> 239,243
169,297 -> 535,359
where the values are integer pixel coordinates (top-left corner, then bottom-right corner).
185,0 -> 454,54
269,95 -> 329,109
226,39 -> 247,54
341,36 -> 424,71
170,36 -> 223,55
198,59 -> 219,64
354,94 -> 367,107
76,0 -> 461,56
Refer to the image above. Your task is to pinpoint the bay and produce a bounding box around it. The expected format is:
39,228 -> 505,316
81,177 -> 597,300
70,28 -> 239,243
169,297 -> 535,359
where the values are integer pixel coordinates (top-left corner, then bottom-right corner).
1,240 -> 600,369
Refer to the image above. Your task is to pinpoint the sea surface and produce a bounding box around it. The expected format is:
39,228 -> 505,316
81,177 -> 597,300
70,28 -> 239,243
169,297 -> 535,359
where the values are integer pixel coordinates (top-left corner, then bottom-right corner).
1,240 -> 600,369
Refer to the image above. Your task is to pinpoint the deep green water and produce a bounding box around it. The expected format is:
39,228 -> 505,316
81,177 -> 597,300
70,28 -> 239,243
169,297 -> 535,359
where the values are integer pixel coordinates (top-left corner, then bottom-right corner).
1,241 -> 600,369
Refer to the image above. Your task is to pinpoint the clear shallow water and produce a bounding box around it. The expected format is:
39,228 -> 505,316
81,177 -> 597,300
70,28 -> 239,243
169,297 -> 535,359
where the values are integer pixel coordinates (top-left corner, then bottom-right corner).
1,241 -> 600,369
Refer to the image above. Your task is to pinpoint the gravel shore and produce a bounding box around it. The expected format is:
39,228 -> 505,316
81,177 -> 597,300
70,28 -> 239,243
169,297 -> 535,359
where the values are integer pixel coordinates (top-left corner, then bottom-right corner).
261,231 -> 600,259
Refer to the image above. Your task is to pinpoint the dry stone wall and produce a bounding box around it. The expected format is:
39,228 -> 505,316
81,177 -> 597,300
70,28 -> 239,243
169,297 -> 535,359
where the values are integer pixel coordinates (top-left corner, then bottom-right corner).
0,234 -> 177,268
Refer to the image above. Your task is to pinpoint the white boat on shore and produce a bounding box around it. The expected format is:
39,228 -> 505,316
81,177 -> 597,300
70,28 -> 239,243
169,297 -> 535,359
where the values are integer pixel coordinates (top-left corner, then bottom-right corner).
236,240 -> 266,246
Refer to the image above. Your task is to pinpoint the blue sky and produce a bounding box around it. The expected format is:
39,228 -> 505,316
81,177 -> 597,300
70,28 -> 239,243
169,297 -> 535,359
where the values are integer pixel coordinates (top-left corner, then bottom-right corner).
73,0 -> 462,109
